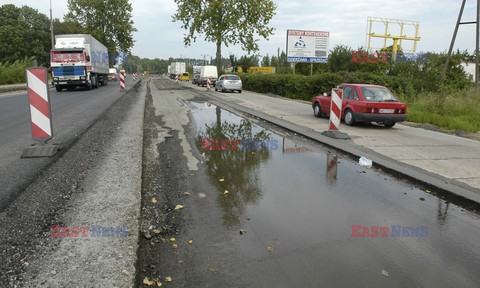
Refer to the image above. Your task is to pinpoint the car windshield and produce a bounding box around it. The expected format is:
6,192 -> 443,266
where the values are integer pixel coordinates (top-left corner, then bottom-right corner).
225,75 -> 240,80
361,87 -> 397,102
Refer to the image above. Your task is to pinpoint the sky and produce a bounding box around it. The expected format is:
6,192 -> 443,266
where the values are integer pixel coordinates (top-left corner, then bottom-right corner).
3,0 -> 479,60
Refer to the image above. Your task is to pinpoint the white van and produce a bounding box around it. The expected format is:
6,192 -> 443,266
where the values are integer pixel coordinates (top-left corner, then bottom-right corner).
199,66 -> 218,87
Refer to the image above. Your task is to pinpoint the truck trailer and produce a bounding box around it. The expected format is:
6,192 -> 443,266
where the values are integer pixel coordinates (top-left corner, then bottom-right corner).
169,62 -> 186,79
51,34 -> 109,91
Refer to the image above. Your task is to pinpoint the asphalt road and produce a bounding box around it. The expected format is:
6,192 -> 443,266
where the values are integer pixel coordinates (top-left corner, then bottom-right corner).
0,80 -> 136,211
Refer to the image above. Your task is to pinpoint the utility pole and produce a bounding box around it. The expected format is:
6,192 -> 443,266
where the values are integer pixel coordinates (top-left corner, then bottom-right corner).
200,54 -> 208,66
443,0 -> 479,93
50,0 -> 54,48
277,48 -> 280,74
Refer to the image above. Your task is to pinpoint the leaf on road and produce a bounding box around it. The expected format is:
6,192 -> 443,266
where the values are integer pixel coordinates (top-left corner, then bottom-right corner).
175,204 -> 184,210
239,229 -> 247,235
153,229 -> 162,234
165,276 -> 172,282
155,280 -> 162,287
169,237 -> 176,242
172,244 -> 178,249
183,192 -> 191,196
151,197 -> 158,204
188,240 -> 193,244
198,193 -> 206,198
143,277 -> 154,286
224,190 -> 229,196
267,244 -> 274,252
381,270 -> 389,277
219,178 -> 225,182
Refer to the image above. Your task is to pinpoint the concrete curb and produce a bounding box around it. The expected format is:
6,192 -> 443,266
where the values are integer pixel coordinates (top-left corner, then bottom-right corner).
197,91 -> 480,206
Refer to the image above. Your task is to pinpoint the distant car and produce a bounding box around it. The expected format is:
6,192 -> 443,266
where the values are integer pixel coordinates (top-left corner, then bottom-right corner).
192,74 -> 200,84
215,74 -> 242,93
108,68 -> 117,81
311,83 -> 407,128
179,72 -> 190,81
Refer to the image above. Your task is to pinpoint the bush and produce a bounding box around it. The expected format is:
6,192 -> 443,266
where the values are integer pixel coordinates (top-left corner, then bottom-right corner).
0,57 -> 35,85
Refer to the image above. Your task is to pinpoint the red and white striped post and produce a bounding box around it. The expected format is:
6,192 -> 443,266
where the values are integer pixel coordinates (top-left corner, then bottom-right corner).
133,73 -> 137,81
120,71 -> 126,90
329,88 -> 343,131
321,88 -> 350,139
26,68 -> 53,142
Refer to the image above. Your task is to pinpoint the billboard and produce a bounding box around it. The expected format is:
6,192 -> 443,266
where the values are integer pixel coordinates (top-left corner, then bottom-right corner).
286,30 -> 329,63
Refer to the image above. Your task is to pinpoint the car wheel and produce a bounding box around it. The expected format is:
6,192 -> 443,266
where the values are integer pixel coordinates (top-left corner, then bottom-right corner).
238,90 -> 242,94
384,121 -> 396,128
344,109 -> 355,126
313,103 -> 322,118
221,86 -> 225,93
56,86 -> 63,92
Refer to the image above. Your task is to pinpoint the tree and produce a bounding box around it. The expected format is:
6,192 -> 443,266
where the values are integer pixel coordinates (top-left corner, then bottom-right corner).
65,0 -> 137,54
0,4 -> 50,64
173,0 -> 277,74
261,54 -> 270,67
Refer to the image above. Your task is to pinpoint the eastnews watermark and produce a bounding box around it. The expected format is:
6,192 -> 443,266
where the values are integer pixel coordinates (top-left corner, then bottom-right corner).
351,51 -> 429,64
51,225 -> 128,238
351,225 -> 428,238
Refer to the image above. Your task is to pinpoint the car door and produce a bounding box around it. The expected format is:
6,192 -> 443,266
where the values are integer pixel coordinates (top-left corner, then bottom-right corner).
341,86 -> 353,117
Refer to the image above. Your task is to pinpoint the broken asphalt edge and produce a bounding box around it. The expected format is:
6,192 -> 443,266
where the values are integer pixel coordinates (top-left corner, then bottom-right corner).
198,91 -> 480,206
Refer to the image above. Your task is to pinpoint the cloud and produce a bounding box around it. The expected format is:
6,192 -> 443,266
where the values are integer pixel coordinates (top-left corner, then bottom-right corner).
2,0 -> 477,60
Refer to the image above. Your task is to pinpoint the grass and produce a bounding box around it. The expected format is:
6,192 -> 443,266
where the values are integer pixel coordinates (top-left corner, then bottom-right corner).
407,88 -> 480,133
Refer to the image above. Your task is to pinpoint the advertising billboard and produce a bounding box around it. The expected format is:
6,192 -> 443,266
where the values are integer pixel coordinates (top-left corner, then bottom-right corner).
286,30 -> 330,63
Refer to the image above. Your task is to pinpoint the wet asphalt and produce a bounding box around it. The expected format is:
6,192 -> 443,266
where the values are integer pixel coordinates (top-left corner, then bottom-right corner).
136,79 -> 480,288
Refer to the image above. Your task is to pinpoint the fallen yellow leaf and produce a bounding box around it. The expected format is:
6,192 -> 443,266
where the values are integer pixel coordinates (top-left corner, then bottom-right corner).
188,240 -> 193,244
219,178 -> 225,182
169,237 -> 176,242
183,192 -> 191,196
143,277 -> 154,286
224,190 -> 229,195
165,276 -> 172,282
152,229 -> 162,234
381,270 -> 389,277
172,243 -> 178,249
151,197 -> 158,204
155,280 -> 162,287
267,244 -> 274,252
175,204 -> 184,210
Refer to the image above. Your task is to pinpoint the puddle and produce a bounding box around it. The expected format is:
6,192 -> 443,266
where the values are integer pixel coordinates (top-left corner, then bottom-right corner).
187,101 -> 480,287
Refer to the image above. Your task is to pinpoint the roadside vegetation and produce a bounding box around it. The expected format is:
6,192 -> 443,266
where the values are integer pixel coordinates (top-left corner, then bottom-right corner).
234,46 -> 478,133
0,57 -> 34,85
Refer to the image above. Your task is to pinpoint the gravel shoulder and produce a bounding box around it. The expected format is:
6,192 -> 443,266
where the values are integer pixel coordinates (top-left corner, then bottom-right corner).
0,79 -> 145,287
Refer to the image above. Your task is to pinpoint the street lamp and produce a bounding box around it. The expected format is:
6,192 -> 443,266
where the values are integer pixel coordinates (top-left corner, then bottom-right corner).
50,0 -> 54,49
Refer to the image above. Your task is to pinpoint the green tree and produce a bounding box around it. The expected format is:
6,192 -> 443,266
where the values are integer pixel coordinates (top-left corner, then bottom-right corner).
173,0 -> 277,74
0,4 -> 50,64
261,54 -> 270,67
65,0 -> 137,54
53,18 -> 84,35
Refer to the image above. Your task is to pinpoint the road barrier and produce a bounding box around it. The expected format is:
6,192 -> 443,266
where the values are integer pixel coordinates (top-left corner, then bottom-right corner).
329,88 -> 343,131
120,71 -> 125,89
26,68 -> 53,141
133,73 -> 137,81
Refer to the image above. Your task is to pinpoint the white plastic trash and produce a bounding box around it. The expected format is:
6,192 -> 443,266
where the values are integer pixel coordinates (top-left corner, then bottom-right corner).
359,156 -> 373,168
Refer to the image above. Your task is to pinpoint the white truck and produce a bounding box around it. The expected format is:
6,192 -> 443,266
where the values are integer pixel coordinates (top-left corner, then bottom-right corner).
199,65 -> 218,87
169,62 -> 186,79
51,34 -> 109,91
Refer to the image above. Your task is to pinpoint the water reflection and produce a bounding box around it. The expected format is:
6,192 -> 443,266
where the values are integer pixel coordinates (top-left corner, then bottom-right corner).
195,105 -> 272,227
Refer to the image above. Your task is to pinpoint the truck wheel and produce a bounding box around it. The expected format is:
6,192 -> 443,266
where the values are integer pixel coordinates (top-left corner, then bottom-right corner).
56,86 -> 62,92
92,75 -> 98,89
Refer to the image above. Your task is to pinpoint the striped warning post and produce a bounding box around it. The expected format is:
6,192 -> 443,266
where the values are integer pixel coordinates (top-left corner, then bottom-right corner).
133,73 -> 137,81
26,68 -> 53,141
120,71 -> 125,89
326,152 -> 338,183
329,88 -> 343,131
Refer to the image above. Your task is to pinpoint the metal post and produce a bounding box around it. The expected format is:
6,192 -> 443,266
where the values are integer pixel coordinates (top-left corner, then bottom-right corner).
443,0 -> 467,79
50,0 -> 54,49
277,47 -> 280,74
476,0 -> 479,93
310,63 -> 313,76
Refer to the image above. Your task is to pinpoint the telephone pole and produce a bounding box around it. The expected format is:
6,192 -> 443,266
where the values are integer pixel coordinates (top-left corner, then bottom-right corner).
50,0 -> 54,48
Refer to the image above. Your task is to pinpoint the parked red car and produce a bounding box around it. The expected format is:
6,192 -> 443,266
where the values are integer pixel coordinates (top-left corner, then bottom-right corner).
312,84 -> 407,128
